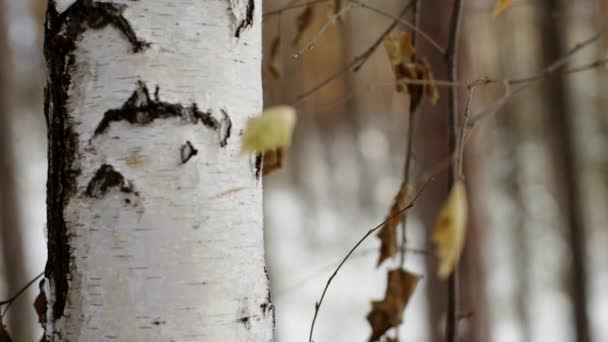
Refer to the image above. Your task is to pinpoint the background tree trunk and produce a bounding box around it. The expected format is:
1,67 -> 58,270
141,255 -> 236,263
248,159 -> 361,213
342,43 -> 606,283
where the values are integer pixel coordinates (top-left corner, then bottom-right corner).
539,1 -> 592,342
0,1 -> 31,339
41,1 -> 273,340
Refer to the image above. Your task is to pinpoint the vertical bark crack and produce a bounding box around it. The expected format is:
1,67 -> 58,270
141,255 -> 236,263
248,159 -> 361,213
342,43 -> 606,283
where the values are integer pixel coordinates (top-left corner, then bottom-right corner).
44,0 -> 148,321
232,0 -> 255,38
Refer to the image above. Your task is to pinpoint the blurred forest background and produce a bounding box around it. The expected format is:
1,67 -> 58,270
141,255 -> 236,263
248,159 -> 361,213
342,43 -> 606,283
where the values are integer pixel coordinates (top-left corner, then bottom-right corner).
1,0 -> 608,341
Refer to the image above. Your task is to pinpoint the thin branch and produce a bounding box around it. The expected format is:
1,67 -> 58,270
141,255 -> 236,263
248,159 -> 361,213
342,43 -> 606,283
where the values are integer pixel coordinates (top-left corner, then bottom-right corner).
264,0 -> 330,17
469,26 -> 608,125
0,271 -> 44,317
457,86 -> 475,179
444,0 -> 464,341
399,0 -> 422,269
292,2 -> 355,58
308,178 -> 432,342
294,0 -> 416,104
277,247 -> 431,297
348,0 -> 445,55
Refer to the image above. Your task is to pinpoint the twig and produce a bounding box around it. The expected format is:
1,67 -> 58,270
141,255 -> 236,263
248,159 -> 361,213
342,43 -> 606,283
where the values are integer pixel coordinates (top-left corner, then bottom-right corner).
264,0 -> 330,17
348,0 -> 445,55
308,178 -> 432,342
444,0 -> 464,341
276,247 -> 431,297
457,86 -> 476,179
469,26 -> 608,126
399,0 -> 422,269
294,0 -> 416,104
0,271 -> 44,317
292,2 -> 355,58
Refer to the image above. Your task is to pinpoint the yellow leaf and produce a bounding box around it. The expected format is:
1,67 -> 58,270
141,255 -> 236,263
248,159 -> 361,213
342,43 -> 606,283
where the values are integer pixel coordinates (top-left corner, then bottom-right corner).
492,0 -> 513,18
431,181 -> 467,279
241,105 -> 297,153
366,269 -> 421,342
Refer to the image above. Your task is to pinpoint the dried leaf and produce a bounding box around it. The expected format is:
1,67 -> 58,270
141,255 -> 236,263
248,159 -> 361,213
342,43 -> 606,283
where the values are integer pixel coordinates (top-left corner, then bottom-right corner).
383,32 -> 438,106
293,6 -> 314,45
383,31 -> 415,67
263,148 -> 284,176
492,0 -> 513,18
268,36 -> 282,79
241,106 -> 297,153
34,290 -> 47,325
367,269 -> 421,342
376,181 -> 413,266
431,180 -> 468,279
419,57 -> 439,105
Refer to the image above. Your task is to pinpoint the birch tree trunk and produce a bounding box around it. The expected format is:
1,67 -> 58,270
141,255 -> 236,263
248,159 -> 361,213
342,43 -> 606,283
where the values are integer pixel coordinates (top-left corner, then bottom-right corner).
40,1 -> 273,340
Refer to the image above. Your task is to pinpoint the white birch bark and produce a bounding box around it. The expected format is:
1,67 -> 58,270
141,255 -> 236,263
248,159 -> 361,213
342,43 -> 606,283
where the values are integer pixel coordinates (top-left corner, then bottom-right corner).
41,1 -> 272,341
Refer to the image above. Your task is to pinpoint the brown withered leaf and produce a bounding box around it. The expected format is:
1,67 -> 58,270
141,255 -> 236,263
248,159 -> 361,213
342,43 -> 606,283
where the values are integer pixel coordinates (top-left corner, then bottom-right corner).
263,148 -> 284,176
293,5 -> 314,45
376,181 -> 412,266
383,32 -> 438,107
268,36 -> 281,79
419,57 -> 439,105
367,269 -> 421,342
34,290 -> 47,325
383,31 -> 415,67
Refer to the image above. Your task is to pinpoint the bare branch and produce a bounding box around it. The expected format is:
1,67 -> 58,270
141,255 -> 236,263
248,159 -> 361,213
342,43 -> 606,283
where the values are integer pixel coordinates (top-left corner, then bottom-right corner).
348,0 -> 445,55
294,0 -> 416,104
292,2 -> 355,58
444,1 -> 464,341
0,272 -> 44,317
308,178 -> 432,342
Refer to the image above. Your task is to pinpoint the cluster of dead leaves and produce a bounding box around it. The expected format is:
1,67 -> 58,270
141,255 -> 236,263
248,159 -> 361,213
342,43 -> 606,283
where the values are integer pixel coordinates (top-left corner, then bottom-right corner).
368,179 -> 468,340
383,31 -> 439,108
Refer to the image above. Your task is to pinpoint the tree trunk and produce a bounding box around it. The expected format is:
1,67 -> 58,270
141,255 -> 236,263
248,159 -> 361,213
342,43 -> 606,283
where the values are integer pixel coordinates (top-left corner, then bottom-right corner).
416,1 -> 451,341
41,1 -> 273,340
539,1 -> 591,342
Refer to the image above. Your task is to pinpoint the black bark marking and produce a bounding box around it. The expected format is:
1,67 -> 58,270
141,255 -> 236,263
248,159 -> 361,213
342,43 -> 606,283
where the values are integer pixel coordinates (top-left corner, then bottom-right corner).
50,0 -> 149,56
219,109 -> 232,147
254,153 -> 263,180
85,164 -> 135,198
180,141 -> 198,164
237,316 -> 252,329
44,0 -> 147,320
234,0 -> 254,38
93,81 -> 232,147
263,267 -> 276,326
